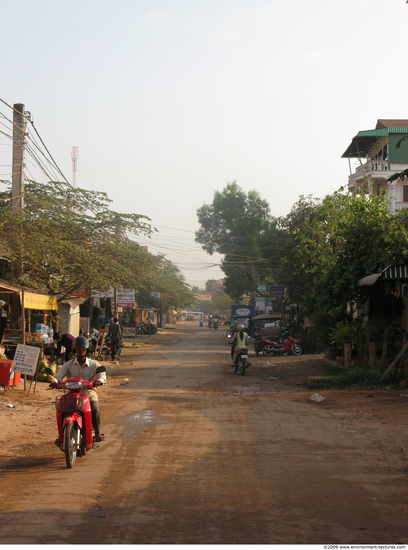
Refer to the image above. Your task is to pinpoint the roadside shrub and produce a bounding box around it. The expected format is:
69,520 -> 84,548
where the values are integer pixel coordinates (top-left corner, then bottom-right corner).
308,367 -> 381,389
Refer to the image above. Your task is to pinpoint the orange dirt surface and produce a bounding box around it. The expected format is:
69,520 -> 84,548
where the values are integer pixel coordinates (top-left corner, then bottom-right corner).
1,321 -> 407,544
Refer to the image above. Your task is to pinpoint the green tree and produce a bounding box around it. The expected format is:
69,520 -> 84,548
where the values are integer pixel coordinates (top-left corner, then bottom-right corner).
156,262 -> 195,315
278,190 -> 408,313
0,181 -> 159,299
196,182 -> 279,301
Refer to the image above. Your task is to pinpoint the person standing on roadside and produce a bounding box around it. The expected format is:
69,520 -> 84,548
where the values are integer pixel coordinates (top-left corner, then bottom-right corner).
107,317 -> 122,361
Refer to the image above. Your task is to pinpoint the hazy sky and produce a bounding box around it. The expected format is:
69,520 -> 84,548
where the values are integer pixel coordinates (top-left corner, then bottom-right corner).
1,0 -> 408,288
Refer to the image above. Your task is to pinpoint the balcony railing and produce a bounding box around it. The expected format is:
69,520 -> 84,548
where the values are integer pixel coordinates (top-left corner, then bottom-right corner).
354,161 -> 389,174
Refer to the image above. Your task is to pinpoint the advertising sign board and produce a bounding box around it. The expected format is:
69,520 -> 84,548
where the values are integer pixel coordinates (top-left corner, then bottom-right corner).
116,289 -> 135,308
92,287 -> 114,299
122,327 -> 136,337
230,305 -> 255,318
12,344 -> 41,377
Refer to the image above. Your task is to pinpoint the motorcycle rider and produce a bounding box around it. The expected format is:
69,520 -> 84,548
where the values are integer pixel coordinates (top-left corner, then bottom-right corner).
231,324 -> 251,368
50,335 -> 107,442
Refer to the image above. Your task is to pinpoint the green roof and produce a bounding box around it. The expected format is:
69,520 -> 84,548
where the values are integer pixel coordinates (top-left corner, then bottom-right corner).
342,127 -> 408,158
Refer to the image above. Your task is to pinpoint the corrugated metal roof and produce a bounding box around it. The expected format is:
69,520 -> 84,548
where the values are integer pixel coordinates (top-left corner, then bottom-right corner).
388,127 -> 408,134
382,265 -> 408,280
376,119 -> 408,129
356,128 -> 408,137
356,129 -> 387,137
342,126 -> 408,158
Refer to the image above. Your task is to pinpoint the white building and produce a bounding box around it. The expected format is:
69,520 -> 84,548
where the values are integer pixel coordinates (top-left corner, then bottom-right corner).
342,119 -> 408,213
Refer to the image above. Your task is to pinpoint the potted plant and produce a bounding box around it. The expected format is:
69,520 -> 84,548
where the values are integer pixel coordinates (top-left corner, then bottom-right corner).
330,320 -> 354,366
311,308 -> 346,360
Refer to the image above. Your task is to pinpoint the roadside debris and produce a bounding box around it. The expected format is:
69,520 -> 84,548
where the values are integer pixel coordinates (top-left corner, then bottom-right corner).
309,393 -> 325,403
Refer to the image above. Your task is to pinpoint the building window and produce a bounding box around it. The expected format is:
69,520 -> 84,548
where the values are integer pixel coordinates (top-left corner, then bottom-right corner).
403,185 -> 408,203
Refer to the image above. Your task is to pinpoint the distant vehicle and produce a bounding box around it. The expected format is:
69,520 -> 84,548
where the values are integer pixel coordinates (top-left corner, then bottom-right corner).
248,314 -> 283,339
188,311 -> 204,321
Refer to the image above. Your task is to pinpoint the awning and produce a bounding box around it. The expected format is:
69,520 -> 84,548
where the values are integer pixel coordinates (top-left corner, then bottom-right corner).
357,273 -> 383,287
21,292 -> 58,311
342,129 -> 387,158
342,127 -> 408,158
382,265 -> 408,281
0,280 -> 24,293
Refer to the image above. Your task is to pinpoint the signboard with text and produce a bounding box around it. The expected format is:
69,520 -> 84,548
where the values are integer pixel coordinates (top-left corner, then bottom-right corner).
12,344 -> 41,377
231,305 -> 255,318
92,287 -> 114,299
268,285 -> 285,296
122,327 -> 136,337
116,289 -> 135,308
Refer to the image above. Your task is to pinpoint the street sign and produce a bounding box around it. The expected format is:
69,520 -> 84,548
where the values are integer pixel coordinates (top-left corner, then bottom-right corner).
269,285 -> 285,296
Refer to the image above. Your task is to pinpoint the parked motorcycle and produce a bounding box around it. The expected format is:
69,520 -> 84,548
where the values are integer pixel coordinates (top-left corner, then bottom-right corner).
233,347 -> 249,376
139,321 -> 158,335
102,337 -> 122,361
45,366 -> 106,469
87,328 -> 99,358
254,330 -> 302,357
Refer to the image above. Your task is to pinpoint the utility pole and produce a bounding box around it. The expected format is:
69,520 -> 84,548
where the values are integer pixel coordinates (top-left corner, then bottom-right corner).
11,103 -> 25,209
11,103 -> 26,376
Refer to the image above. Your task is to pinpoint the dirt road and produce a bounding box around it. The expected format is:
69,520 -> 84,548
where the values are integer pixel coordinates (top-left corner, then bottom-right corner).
1,321 -> 408,544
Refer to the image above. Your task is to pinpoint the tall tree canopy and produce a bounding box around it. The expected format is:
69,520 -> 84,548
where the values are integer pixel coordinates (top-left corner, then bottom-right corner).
156,261 -> 195,313
0,181 -> 159,299
196,182 -> 279,301
278,190 -> 408,312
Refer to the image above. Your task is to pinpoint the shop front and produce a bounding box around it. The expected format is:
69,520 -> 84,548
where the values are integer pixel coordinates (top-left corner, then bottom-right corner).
0,285 -> 58,361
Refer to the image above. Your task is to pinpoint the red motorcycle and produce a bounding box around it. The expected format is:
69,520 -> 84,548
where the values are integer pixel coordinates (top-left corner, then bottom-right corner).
46,366 -> 106,468
254,330 -> 302,357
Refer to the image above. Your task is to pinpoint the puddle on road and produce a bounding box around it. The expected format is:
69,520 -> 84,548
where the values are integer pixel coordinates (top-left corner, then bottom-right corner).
120,410 -> 171,441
